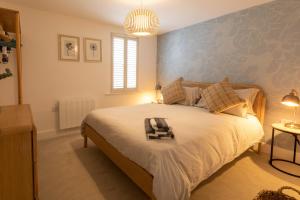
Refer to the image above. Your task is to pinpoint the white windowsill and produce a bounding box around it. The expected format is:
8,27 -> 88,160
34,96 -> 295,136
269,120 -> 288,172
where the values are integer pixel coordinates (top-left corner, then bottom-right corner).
105,90 -> 139,96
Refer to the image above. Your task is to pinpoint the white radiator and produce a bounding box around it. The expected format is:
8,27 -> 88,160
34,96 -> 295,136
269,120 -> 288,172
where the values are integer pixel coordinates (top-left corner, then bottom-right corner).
59,97 -> 95,130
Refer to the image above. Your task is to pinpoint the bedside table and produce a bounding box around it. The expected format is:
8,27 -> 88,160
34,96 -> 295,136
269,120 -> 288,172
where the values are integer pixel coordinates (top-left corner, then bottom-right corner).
269,123 -> 300,178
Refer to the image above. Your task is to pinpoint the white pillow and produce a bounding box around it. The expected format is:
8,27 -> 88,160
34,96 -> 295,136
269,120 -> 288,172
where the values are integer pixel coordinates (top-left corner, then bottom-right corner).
235,88 -> 259,114
178,87 -> 201,106
195,96 -> 207,108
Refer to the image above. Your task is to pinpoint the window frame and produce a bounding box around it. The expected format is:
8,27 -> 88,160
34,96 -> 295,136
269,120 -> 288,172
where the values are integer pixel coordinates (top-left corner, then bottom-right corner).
111,33 -> 139,93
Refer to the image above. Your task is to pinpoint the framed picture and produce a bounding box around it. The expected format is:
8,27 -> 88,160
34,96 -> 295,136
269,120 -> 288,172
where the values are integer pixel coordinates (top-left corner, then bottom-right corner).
58,34 -> 80,61
84,38 -> 102,62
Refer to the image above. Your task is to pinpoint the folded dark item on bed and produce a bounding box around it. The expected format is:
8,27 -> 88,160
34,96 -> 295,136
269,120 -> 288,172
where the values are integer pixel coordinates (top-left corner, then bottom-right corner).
145,118 -> 174,140
154,118 -> 169,131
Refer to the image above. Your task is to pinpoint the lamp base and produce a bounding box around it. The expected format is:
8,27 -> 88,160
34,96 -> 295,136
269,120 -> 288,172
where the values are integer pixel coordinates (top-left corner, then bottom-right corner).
284,122 -> 300,129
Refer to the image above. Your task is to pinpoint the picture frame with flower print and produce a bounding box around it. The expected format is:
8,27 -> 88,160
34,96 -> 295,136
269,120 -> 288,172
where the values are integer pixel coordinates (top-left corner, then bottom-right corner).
84,38 -> 102,62
58,34 -> 80,61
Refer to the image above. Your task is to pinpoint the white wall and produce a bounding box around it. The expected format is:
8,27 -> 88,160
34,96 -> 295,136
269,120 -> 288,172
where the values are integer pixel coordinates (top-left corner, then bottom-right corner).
0,2 -> 157,133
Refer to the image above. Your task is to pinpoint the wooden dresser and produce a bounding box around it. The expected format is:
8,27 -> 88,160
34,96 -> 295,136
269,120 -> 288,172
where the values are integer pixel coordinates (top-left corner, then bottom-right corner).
0,105 -> 38,200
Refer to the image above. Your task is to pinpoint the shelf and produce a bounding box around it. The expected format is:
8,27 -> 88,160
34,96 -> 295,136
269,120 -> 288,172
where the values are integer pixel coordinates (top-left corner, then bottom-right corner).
0,7 -> 18,33
0,7 -> 22,104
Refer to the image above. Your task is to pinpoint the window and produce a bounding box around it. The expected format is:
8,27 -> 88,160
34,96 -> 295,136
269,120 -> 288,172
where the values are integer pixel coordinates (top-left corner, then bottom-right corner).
112,34 -> 138,92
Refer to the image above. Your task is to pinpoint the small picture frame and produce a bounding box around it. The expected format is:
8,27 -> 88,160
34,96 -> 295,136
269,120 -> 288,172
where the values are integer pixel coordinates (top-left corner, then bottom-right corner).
58,34 -> 80,61
84,38 -> 102,62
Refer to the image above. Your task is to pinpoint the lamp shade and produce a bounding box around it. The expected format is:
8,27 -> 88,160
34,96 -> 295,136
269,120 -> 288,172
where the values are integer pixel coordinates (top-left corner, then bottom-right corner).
281,89 -> 300,107
124,8 -> 160,36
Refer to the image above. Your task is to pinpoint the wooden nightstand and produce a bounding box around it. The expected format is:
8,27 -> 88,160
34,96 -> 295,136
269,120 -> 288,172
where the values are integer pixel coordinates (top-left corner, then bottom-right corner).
269,123 -> 300,178
0,105 -> 39,199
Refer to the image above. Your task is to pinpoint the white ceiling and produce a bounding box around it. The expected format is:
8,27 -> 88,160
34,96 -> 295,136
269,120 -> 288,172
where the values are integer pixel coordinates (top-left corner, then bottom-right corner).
8,0 -> 273,34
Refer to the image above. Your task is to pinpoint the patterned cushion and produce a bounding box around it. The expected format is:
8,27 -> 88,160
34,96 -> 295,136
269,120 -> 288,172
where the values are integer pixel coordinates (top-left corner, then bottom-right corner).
202,81 -> 245,113
161,78 -> 185,104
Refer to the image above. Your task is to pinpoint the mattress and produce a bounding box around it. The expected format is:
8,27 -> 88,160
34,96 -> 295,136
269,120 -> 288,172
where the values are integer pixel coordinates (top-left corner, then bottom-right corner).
83,103 -> 264,200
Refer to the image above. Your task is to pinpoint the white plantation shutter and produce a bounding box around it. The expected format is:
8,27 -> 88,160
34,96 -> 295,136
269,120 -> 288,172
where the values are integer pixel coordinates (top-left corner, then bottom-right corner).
112,34 -> 138,91
127,39 -> 137,88
112,37 -> 125,89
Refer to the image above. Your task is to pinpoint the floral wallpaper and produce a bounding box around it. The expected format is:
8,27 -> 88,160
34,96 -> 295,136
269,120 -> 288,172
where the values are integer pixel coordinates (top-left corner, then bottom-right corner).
157,0 -> 300,148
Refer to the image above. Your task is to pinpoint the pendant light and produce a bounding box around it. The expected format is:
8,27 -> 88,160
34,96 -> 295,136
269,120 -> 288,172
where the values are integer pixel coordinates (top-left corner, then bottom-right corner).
124,1 -> 160,36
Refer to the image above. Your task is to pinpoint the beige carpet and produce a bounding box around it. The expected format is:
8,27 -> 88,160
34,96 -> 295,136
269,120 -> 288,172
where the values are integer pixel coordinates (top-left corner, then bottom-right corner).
38,132 -> 300,200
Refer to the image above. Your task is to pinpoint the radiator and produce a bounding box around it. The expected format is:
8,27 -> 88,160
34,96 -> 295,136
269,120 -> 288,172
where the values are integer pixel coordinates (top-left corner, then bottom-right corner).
59,97 -> 95,129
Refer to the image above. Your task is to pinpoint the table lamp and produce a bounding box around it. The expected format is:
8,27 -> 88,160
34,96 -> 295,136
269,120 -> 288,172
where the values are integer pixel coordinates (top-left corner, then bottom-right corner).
281,89 -> 300,129
155,83 -> 162,103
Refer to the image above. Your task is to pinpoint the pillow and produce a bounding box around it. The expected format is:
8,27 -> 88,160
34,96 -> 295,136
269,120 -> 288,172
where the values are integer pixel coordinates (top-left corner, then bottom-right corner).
235,88 -> 259,114
201,81 -> 245,113
195,95 -> 207,108
196,78 -> 229,109
197,88 -> 259,111
178,87 -> 201,106
223,103 -> 248,117
197,93 -> 247,117
161,78 -> 185,104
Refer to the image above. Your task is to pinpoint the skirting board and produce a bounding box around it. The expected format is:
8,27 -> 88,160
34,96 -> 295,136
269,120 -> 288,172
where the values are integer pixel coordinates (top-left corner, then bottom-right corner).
37,128 -> 80,141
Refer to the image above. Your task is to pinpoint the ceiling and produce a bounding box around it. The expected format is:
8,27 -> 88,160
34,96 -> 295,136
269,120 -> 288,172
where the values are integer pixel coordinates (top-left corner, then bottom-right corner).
8,0 -> 274,34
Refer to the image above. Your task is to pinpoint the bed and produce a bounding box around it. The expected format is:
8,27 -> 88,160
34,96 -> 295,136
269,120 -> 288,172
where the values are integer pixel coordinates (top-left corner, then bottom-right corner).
81,81 -> 266,200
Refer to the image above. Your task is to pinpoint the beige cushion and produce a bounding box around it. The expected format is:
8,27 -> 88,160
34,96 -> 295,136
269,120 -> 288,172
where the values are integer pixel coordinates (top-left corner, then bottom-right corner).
161,78 -> 185,104
197,94 -> 248,118
223,103 -> 248,117
201,81 -> 245,113
197,88 -> 259,114
178,87 -> 201,106
235,88 -> 259,115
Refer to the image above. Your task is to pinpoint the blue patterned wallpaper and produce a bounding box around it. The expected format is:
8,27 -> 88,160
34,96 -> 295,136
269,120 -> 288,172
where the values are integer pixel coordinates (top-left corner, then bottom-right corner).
157,0 -> 300,146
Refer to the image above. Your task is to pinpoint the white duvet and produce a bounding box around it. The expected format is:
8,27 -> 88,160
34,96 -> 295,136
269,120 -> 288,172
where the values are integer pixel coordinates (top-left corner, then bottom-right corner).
83,104 -> 264,200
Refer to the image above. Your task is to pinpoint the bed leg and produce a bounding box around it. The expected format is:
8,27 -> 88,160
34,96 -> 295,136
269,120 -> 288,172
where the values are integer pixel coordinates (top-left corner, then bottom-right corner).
84,135 -> 88,148
257,143 -> 261,154
252,143 -> 261,154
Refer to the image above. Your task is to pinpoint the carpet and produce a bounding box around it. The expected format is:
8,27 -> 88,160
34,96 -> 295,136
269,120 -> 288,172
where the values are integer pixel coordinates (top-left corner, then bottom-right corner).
38,132 -> 300,200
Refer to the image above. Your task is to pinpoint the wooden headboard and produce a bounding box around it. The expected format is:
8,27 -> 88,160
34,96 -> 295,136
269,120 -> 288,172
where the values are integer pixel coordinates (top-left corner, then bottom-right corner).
182,80 -> 267,125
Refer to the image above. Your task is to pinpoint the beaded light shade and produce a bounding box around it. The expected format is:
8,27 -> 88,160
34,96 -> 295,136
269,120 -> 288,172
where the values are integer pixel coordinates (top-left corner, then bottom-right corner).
124,8 -> 160,36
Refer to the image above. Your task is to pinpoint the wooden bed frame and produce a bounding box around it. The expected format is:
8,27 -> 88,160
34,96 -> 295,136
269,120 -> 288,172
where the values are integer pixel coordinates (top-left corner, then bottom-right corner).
82,81 -> 266,200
